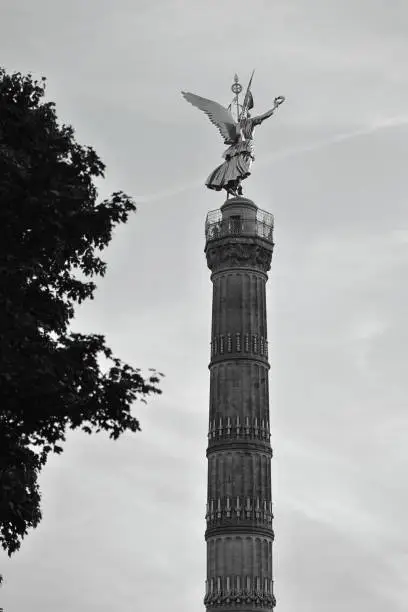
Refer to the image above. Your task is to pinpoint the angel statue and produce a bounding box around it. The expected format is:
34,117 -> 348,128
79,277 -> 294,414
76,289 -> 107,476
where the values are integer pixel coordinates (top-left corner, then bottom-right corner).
182,72 -> 285,197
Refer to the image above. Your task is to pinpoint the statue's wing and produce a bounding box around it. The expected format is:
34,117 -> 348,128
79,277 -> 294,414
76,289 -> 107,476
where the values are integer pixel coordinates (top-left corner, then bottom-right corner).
181,91 -> 237,144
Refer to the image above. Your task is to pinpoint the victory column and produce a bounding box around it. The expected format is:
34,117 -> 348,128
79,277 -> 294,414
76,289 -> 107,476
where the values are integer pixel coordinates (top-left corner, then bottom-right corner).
182,73 -> 285,611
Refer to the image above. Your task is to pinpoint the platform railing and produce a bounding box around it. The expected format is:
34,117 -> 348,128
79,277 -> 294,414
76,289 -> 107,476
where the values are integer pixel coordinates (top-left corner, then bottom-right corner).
205,208 -> 274,243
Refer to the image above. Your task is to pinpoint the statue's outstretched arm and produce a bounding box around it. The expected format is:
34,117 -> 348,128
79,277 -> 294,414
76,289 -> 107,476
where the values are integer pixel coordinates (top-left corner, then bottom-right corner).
252,107 -> 275,126
252,95 -> 285,126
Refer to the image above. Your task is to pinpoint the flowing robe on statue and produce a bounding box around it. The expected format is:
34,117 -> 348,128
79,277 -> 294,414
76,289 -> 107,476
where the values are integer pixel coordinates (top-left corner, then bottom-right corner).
205,116 -> 261,192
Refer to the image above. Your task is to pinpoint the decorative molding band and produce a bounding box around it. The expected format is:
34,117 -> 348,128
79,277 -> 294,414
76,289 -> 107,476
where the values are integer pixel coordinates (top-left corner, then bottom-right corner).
206,241 -> 273,274
205,496 -> 274,539
208,356 -> 271,370
207,441 -> 272,457
211,332 -> 268,360
205,524 -> 275,540
205,497 -> 273,527
204,576 -> 276,609
208,416 -> 270,443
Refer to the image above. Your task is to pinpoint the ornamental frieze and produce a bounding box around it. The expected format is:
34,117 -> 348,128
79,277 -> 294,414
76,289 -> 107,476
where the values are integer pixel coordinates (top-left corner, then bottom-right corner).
206,496 -> 273,530
211,332 -> 268,360
208,415 -> 270,443
206,242 -> 273,273
204,587 -> 276,609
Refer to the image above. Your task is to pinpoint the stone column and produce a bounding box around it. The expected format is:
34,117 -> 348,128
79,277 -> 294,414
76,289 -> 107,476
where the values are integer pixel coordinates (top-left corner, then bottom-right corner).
204,197 -> 276,611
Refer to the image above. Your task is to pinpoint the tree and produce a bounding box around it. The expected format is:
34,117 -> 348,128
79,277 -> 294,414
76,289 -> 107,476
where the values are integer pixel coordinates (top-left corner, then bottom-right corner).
0,67 -> 163,560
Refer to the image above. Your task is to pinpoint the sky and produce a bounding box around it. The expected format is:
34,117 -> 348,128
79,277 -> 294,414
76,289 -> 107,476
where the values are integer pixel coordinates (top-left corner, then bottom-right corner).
1,0 -> 408,610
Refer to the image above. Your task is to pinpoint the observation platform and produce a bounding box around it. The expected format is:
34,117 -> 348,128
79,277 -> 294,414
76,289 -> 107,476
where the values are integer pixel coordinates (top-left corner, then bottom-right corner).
205,197 -> 274,245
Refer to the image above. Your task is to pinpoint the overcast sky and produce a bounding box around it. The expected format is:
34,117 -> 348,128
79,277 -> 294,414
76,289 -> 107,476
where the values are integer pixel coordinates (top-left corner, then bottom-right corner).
1,1 -> 408,611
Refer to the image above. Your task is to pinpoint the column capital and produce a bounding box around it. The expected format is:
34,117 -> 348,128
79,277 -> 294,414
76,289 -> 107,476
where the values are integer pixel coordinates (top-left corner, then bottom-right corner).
205,238 -> 273,274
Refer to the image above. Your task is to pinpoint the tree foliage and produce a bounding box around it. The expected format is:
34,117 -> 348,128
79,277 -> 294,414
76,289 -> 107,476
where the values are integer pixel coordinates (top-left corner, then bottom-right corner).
0,67 -> 162,558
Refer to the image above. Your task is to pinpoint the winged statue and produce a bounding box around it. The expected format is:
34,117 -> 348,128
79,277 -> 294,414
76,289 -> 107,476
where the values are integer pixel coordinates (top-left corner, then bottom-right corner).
182,72 -> 285,197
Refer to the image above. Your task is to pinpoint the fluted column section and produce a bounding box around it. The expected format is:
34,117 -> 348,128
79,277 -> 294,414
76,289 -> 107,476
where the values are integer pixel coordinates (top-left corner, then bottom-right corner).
204,197 -> 276,611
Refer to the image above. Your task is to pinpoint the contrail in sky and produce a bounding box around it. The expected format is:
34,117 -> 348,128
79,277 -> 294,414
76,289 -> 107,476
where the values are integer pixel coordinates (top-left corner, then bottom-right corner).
135,116 -> 408,205
258,115 -> 408,169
